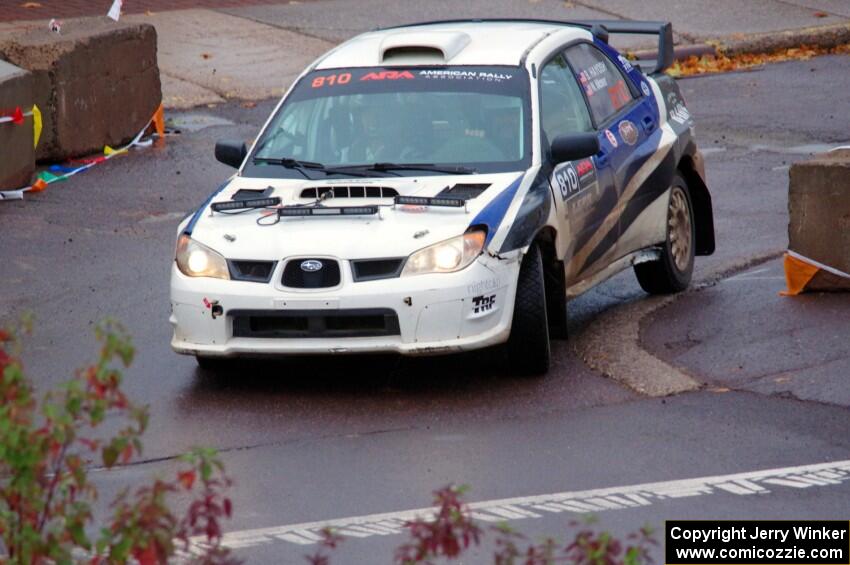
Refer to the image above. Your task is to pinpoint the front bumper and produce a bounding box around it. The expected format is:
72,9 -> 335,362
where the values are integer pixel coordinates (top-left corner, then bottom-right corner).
170,253 -> 520,357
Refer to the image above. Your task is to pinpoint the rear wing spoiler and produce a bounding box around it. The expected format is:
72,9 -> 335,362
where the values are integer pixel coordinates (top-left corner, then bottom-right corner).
571,20 -> 674,74
378,19 -> 674,74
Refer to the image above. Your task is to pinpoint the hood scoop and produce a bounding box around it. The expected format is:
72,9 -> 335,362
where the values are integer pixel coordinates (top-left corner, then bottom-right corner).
437,183 -> 490,200
380,31 -> 471,63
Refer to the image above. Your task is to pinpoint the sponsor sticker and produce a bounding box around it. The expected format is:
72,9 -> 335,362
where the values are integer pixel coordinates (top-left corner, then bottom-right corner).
605,129 -> 619,148
617,54 -> 634,73
618,120 -> 639,146
666,92 -> 693,126
641,81 -> 651,97
467,278 -> 500,295
472,294 -> 496,315
608,80 -> 631,111
419,70 -> 514,82
360,70 -> 415,81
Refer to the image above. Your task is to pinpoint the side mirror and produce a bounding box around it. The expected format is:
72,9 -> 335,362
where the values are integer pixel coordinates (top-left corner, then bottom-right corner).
550,133 -> 600,164
215,139 -> 247,168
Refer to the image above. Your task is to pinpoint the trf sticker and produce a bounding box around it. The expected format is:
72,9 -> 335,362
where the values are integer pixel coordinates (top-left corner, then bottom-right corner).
605,129 -> 619,148
472,294 -> 496,315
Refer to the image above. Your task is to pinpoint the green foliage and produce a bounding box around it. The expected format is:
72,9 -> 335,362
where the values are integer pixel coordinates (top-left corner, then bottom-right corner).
0,320 -> 236,564
306,485 -> 657,565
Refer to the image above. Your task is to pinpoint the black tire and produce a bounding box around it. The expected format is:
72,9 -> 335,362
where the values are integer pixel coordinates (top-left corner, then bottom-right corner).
544,258 -> 568,340
634,173 -> 695,294
506,243 -> 551,376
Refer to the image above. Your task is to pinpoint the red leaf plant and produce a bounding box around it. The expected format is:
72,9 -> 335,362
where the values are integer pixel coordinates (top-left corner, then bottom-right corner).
0,319 -> 237,564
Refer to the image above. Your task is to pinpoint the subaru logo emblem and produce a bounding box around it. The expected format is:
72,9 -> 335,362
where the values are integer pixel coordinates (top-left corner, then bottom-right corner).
300,260 -> 323,272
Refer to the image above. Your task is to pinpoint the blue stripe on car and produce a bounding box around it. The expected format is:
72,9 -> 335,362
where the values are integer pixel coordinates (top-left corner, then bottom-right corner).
183,179 -> 231,235
470,173 -> 524,246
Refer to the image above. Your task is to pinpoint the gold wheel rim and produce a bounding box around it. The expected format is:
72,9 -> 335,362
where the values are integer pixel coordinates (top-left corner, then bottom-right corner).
668,187 -> 692,272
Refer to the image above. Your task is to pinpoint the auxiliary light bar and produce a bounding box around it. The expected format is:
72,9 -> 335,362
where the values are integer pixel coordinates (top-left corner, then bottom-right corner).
394,195 -> 465,208
211,197 -> 281,212
278,205 -> 379,217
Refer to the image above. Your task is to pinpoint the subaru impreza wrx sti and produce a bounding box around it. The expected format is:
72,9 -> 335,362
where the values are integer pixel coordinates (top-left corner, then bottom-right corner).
170,18 -> 715,375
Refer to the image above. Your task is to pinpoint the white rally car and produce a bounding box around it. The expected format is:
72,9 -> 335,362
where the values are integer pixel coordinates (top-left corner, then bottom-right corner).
170,18 -> 714,375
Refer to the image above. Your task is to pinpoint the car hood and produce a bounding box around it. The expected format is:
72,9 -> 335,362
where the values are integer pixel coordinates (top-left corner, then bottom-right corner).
186,172 -> 524,260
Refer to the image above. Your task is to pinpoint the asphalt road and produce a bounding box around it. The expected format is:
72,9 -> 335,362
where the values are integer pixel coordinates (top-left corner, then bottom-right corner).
2,53 -> 850,563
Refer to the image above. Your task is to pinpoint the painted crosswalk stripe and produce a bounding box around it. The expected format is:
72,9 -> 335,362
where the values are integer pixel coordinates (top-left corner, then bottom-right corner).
191,458 -> 850,552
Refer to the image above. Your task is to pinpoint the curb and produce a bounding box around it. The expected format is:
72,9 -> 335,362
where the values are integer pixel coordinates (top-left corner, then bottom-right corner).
571,295 -> 701,397
572,251 -> 785,398
631,22 -> 850,63
719,22 -> 850,56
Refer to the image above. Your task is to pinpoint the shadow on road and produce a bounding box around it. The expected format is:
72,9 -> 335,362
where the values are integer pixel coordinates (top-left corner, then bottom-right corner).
185,347 -> 521,396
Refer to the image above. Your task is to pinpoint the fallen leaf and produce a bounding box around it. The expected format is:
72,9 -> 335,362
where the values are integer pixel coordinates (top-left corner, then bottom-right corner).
813,11 -> 829,17
708,386 -> 731,393
201,52 -> 212,60
241,101 -> 257,108
21,2 -> 41,7
667,42 -> 850,77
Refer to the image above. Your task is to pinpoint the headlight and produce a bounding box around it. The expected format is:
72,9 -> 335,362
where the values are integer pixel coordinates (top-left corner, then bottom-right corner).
175,234 -> 230,279
401,228 -> 486,276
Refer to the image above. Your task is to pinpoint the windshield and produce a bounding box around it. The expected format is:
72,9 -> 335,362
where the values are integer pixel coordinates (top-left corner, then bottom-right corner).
245,66 -> 531,178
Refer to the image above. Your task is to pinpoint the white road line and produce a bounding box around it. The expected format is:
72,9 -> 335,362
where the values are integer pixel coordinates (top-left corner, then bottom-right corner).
192,459 -> 850,552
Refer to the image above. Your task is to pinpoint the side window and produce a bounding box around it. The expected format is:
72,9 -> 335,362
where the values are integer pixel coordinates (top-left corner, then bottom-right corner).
564,43 -> 635,125
539,55 -> 594,146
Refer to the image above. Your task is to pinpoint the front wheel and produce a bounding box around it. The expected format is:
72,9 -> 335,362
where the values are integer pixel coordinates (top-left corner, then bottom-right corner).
634,174 -> 695,294
505,243 -> 551,376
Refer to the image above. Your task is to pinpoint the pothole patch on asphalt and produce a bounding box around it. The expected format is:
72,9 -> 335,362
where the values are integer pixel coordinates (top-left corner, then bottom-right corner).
166,113 -> 235,132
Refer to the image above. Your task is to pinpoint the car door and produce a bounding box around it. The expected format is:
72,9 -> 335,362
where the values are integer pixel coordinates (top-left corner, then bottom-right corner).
563,42 -> 659,278
538,54 -> 616,287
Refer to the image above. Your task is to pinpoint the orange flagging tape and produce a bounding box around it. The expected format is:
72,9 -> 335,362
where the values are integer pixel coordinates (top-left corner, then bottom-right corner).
152,103 -> 165,138
781,252 -> 820,296
29,178 -> 48,193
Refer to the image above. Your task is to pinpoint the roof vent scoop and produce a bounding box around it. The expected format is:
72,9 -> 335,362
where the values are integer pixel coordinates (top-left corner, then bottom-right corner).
380,31 -> 471,63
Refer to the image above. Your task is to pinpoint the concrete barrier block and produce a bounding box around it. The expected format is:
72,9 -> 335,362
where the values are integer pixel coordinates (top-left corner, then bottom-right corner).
788,149 -> 850,281
0,18 -> 161,161
0,59 -> 34,189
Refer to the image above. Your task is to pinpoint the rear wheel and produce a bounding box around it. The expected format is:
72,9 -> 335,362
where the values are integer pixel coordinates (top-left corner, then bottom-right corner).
634,173 -> 695,294
506,243 -> 551,376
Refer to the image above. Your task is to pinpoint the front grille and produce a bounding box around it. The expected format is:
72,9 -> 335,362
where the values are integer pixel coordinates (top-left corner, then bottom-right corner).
299,186 -> 399,199
282,258 -> 341,288
351,258 -> 405,282
231,309 -> 400,338
228,260 -> 276,282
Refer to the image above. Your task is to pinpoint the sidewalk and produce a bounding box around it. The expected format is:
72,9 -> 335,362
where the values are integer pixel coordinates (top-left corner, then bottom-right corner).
0,0 -> 276,21
1,0 -> 849,108
641,259 -> 850,406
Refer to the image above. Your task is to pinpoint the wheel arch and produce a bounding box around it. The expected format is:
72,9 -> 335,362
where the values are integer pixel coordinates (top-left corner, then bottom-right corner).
678,152 -> 715,256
